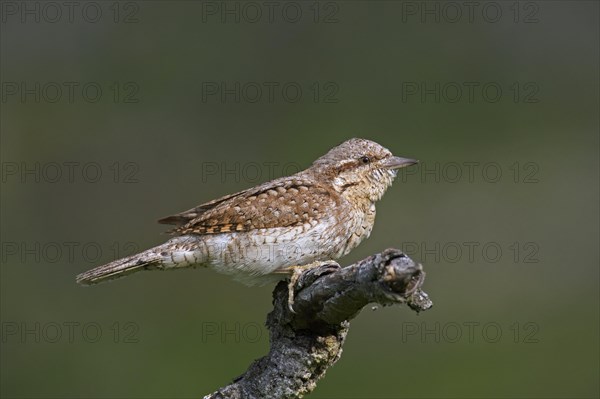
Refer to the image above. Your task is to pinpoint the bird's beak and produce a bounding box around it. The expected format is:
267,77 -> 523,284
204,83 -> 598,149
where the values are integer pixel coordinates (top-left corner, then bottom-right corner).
382,156 -> 419,169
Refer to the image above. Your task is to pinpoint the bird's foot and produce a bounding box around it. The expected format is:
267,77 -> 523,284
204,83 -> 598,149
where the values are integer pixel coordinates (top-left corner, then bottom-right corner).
283,261 -> 341,313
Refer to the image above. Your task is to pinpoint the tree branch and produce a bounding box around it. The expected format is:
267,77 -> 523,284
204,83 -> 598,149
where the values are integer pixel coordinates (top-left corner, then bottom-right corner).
204,248 -> 433,399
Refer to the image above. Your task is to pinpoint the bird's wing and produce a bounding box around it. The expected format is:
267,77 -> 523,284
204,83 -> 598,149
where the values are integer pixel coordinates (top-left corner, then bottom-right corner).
164,178 -> 339,235
157,188 -> 251,226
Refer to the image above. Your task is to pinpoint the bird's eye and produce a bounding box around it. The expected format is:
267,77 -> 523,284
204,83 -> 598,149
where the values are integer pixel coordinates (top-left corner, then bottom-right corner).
360,156 -> 371,164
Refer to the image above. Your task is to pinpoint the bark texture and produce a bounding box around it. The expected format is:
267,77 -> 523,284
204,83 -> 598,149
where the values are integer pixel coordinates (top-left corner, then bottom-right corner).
205,248 -> 433,399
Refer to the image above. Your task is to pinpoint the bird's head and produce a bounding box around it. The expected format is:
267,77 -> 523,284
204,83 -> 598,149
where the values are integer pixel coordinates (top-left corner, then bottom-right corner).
311,138 -> 418,203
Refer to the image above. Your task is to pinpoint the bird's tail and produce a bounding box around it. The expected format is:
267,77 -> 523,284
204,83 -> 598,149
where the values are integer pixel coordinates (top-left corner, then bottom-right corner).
76,245 -> 165,286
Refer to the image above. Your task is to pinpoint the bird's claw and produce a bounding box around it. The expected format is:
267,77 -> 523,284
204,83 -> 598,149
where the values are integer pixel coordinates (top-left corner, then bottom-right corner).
286,261 -> 341,314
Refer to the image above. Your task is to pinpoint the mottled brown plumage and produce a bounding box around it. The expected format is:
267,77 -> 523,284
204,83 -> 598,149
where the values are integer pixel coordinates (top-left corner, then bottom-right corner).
76,138 -> 417,287
159,178 -> 338,235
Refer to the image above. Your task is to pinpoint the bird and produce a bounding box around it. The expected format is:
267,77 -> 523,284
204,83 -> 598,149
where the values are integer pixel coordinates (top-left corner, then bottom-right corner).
76,138 -> 417,306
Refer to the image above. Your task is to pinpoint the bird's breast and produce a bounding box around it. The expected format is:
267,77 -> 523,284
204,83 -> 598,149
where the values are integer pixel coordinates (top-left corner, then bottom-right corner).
196,201 -> 376,285
334,201 -> 376,258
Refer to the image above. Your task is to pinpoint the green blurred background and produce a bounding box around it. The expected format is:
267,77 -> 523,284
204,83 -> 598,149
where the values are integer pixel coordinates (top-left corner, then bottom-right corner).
1,1 -> 598,398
